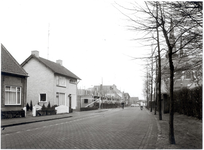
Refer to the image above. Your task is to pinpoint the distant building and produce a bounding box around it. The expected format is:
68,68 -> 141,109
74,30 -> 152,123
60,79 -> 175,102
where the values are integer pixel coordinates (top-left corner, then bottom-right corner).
123,93 -> 130,105
130,97 -> 139,104
91,84 -> 123,102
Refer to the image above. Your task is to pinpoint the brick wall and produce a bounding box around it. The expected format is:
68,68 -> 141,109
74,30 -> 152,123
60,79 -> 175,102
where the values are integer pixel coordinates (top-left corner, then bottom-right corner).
1,73 -> 27,111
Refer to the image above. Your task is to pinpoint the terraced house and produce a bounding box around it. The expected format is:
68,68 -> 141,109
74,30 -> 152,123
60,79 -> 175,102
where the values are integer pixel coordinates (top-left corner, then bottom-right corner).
1,44 -> 28,115
21,51 -> 81,113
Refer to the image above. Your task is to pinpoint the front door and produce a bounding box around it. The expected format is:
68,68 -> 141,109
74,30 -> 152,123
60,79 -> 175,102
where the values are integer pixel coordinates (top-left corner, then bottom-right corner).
56,93 -> 65,106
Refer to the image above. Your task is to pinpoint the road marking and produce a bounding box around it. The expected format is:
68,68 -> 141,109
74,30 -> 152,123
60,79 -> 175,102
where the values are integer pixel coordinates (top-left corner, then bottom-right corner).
26,129 -> 31,131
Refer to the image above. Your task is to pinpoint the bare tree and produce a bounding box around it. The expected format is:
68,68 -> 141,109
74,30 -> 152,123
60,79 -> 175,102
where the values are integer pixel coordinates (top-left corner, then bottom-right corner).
115,1 -> 202,144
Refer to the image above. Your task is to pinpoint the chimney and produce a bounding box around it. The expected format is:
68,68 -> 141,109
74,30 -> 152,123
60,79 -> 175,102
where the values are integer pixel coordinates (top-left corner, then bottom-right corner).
31,50 -> 39,57
56,59 -> 63,66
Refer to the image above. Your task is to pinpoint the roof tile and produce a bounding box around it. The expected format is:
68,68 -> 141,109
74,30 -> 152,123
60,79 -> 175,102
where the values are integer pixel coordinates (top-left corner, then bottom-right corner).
21,54 -> 80,80
1,44 -> 28,77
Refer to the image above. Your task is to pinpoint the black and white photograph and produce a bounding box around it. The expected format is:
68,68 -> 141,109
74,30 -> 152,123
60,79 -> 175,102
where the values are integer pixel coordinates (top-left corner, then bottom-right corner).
1,0 -> 202,149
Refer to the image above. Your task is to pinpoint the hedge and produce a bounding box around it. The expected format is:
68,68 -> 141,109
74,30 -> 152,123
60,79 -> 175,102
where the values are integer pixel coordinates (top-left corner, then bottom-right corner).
80,107 -> 98,111
147,86 -> 202,120
1,110 -> 25,119
36,105 -> 57,116
174,86 -> 202,120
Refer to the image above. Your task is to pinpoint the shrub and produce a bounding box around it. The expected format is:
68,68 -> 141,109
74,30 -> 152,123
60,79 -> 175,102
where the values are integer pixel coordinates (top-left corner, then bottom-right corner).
42,103 -> 46,110
47,101 -> 51,108
1,110 -> 25,119
26,103 -> 30,111
30,100 -> 33,111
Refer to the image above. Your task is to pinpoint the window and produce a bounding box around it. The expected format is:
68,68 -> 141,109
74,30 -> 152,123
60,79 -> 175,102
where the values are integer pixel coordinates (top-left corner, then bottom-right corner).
40,93 -> 46,102
57,76 -> 66,87
70,79 -> 77,84
5,86 -> 21,105
84,99 -> 88,103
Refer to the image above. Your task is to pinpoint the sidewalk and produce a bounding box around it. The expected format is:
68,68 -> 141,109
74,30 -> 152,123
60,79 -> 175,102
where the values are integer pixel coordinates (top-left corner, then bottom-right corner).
1,109 -> 110,128
151,110 -> 202,149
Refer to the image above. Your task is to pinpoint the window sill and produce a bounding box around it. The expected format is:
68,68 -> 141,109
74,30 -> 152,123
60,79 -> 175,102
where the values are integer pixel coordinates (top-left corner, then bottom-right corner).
56,85 -> 66,88
5,104 -> 21,106
70,83 -> 77,85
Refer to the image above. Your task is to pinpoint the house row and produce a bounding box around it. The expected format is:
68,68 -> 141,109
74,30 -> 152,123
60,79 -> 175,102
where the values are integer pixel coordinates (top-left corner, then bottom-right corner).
1,44 -> 81,115
76,84 -> 131,110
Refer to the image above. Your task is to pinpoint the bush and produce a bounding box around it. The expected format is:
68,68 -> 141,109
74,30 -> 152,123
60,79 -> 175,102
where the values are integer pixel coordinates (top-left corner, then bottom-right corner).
36,106 -> 56,116
1,110 -> 25,119
30,100 -> 33,111
42,103 -> 46,110
26,103 -> 30,111
47,101 -> 51,108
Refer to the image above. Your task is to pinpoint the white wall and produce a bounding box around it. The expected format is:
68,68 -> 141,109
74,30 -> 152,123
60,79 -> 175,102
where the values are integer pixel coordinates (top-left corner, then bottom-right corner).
68,82 -> 77,109
23,58 -> 54,106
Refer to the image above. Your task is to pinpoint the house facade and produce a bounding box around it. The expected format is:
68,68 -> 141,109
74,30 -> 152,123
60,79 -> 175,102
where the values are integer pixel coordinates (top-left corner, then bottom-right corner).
1,44 -> 28,111
21,51 -> 80,113
123,93 -> 130,105
92,84 -> 123,102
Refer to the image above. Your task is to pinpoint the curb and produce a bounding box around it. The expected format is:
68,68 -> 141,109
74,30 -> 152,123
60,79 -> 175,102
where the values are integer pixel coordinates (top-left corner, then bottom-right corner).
1,116 -> 72,128
145,109 -> 162,149
1,108 -> 116,128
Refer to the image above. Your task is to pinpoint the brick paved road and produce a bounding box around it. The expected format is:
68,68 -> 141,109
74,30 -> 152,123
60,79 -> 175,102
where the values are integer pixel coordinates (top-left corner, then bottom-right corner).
1,107 -> 158,149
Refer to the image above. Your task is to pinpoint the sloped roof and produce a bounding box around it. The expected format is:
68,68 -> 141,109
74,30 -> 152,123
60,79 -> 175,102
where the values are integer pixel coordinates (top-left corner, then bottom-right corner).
1,44 -> 28,77
21,54 -> 81,80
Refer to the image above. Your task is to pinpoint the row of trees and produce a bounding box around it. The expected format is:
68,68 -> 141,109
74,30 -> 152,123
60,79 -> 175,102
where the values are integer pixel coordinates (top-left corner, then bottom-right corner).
116,1 -> 202,144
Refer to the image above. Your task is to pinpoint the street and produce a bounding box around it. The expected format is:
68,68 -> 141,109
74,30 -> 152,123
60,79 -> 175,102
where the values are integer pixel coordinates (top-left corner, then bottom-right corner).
1,107 -> 158,149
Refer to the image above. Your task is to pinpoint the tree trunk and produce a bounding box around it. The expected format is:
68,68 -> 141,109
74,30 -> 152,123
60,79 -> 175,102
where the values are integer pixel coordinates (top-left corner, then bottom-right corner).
168,48 -> 176,144
150,44 -> 153,112
156,2 -> 162,120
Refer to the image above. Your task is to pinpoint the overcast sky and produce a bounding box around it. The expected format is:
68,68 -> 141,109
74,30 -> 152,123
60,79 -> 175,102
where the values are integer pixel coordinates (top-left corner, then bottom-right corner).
1,0 -> 151,99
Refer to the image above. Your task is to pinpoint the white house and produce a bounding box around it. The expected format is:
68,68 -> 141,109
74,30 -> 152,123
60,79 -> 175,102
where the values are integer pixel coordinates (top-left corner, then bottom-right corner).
21,50 -> 81,113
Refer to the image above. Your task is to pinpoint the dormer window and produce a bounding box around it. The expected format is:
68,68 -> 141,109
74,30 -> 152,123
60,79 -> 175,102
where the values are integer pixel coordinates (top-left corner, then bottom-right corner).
56,75 -> 66,87
70,79 -> 77,84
